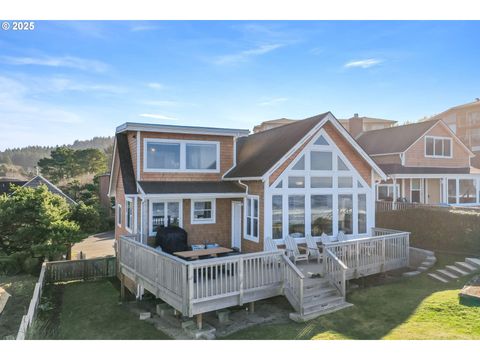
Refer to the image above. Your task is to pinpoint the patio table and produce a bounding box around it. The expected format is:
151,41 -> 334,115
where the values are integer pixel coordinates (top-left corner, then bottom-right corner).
174,247 -> 233,259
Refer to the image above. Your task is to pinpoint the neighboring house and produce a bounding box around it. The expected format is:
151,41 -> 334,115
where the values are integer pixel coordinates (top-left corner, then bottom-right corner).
356,119 -> 480,206
339,113 -> 397,138
97,172 -> 112,213
110,113 -> 410,322
429,98 -> 480,152
253,118 -> 295,133
21,175 -> 77,205
0,178 -> 27,195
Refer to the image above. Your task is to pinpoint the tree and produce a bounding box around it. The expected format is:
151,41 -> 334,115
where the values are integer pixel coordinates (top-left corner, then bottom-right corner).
0,185 -> 81,260
76,148 -> 107,174
38,146 -> 78,182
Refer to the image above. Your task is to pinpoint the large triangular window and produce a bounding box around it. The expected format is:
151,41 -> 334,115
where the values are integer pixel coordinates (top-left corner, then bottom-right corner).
314,135 -> 329,145
291,155 -> 305,170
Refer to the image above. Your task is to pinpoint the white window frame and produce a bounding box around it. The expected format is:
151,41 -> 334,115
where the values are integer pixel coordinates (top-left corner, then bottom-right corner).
376,184 -> 400,201
424,136 -> 453,158
125,198 -> 133,233
244,195 -> 259,242
265,128 -> 373,243
191,199 -> 216,224
149,200 -> 183,236
144,138 -> 220,173
117,204 -> 122,227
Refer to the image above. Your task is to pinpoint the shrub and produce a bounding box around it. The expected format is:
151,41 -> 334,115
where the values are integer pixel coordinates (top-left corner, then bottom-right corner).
376,207 -> 480,255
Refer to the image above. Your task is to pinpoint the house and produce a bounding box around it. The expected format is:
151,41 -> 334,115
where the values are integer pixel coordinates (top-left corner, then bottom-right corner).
0,178 -> 27,195
22,175 -> 77,205
356,119 -> 480,206
339,113 -> 397,138
429,98 -> 480,152
109,112 -> 410,323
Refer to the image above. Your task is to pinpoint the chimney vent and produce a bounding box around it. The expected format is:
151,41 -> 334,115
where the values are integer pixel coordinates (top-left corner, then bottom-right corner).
476,98 -> 480,102
354,113 -> 359,118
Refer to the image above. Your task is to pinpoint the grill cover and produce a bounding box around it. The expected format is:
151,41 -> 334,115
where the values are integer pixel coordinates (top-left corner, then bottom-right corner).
154,226 -> 188,254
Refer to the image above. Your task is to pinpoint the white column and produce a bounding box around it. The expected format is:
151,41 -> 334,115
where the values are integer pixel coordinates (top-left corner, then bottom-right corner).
392,178 -> 397,209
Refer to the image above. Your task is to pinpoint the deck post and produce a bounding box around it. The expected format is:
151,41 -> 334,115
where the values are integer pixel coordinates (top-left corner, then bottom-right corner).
197,313 -> 203,330
249,302 -> 255,314
238,258 -> 244,305
120,272 -> 126,301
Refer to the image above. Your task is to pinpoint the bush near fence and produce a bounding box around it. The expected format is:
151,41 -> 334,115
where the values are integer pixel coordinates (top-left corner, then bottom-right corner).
376,207 -> 480,255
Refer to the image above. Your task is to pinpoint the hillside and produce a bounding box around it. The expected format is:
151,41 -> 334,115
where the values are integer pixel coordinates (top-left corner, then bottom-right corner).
0,137 -> 114,174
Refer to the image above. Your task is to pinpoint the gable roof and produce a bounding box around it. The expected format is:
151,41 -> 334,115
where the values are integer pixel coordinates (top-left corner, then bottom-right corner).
22,175 -> 77,205
224,113 -> 330,179
356,119 -> 441,155
116,133 -> 137,195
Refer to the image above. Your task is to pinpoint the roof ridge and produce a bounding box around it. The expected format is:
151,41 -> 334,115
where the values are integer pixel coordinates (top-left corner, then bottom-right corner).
358,118 -> 438,137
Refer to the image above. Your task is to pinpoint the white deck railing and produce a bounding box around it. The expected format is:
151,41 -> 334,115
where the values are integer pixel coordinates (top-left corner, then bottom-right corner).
324,249 -> 347,297
282,255 -> 304,314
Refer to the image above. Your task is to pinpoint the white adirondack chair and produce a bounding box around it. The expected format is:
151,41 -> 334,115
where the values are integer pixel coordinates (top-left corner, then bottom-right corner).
305,235 -> 322,263
284,236 -> 309,264
337,231 -> 346,242
320,232 -> 330,245
264,237 -> 279,252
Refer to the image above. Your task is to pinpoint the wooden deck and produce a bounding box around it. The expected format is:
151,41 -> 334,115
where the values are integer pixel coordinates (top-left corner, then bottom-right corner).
118,228 -> 409,319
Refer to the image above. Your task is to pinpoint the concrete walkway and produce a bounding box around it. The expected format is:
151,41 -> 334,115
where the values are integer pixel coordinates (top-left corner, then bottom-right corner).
71,231 -> 115,259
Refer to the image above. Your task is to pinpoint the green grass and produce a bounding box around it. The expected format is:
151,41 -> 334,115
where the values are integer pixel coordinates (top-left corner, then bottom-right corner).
30,280 -> 170,340
0,274 -> 37,339
223,253 -> 480,340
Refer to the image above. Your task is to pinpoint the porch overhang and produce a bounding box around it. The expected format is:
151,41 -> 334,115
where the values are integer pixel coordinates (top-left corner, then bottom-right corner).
137,180 -> 246,199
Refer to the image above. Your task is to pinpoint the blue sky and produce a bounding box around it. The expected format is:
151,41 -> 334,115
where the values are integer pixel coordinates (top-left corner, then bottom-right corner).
1,20 -> 479,150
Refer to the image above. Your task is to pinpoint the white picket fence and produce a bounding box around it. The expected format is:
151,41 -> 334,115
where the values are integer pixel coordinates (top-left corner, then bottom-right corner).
16,263 -> 47,340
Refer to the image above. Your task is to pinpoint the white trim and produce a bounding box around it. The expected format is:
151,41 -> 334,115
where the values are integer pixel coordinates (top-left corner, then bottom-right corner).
376,183 -> 400,201
117,203 -> 122,227
140,192 -> 245,200
231,201 -> 242,251
108,138 -> 117,197
143,138 -> 220,173
223,176 -> 263,181
244,195 -> 260,242
116,122 -> 249,137
148,199 -> 183,236
190,199 -> 216,224
125,197 -> 134,233
136,131 -> 141,181
424,135 -> 453,158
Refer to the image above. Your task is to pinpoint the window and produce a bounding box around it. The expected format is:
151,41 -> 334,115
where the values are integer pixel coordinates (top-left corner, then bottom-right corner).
338,176 -> 353,188
337,156 -> 349,171
411,179 -> 422,203
272,195 -> 283,239
311,195 -> 332,236
448,179 -> 457,204
314,135 -> 329,145
245,196 -> 259,240
425,136 -> 452,158
275,180 -> 283,189
338,194 -> 353,235
117,204 -> 122,227
311,176 -> 332,188
310,151 -> 332,170
377,184 -> 399,201
186,143 -> 217,170
288,176 -> 305,188
191,200 -> 215,224
125,198 -> 133,232
289,195 -> 305,238
150,201 -> 181,235
291,155 -> 305,170
459,179 -> 477,204
358,194 -> 367,234
144,139 -> 219,172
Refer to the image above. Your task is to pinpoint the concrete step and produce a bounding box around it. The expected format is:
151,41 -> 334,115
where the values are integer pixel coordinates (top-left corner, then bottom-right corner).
303,295 -> 345,312
436,269 -> 459,279
417,266 -> 428,272
446,265 -> 470,277
402,270 -> 421,277
303,299 -> 352,317
289,301 -> 353,322
455,261 -> 478,272
465,258 -> 480,268
426,256 -> 437,262
428,273 -> 449,283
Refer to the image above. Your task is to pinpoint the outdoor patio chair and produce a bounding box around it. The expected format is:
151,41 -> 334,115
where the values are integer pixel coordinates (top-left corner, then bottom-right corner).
337,231 -> 346,242
264,237 -> 280,252
284,235 -> 309,264
320,232 -> 330,245
305,235 -> 322,263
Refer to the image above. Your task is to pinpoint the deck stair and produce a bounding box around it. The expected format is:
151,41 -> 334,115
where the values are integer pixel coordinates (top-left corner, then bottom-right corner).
428,257 -> 480,283
289,277 -> 352,322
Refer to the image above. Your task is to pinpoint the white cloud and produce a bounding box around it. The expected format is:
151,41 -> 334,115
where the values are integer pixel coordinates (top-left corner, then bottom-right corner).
213,44 -> 284,65
131,25 -> 159,32
0,55 -> 109,72
139,113 -> 178,121
46,77 -> 126,94
344,58 -> 383,69
258,97 -> 288,106
147,82 -> 166,90
142,100 -> 184,107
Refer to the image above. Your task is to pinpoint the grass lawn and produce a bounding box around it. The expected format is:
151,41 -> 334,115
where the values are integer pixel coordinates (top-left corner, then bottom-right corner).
0,274 -> 37,339
223,253 -> 480,340
30,280 -> 170,340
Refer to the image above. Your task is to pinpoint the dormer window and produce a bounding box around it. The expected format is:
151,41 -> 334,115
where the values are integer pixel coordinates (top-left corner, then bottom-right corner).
425,136 -> 452,158
144,139 -> 219,172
